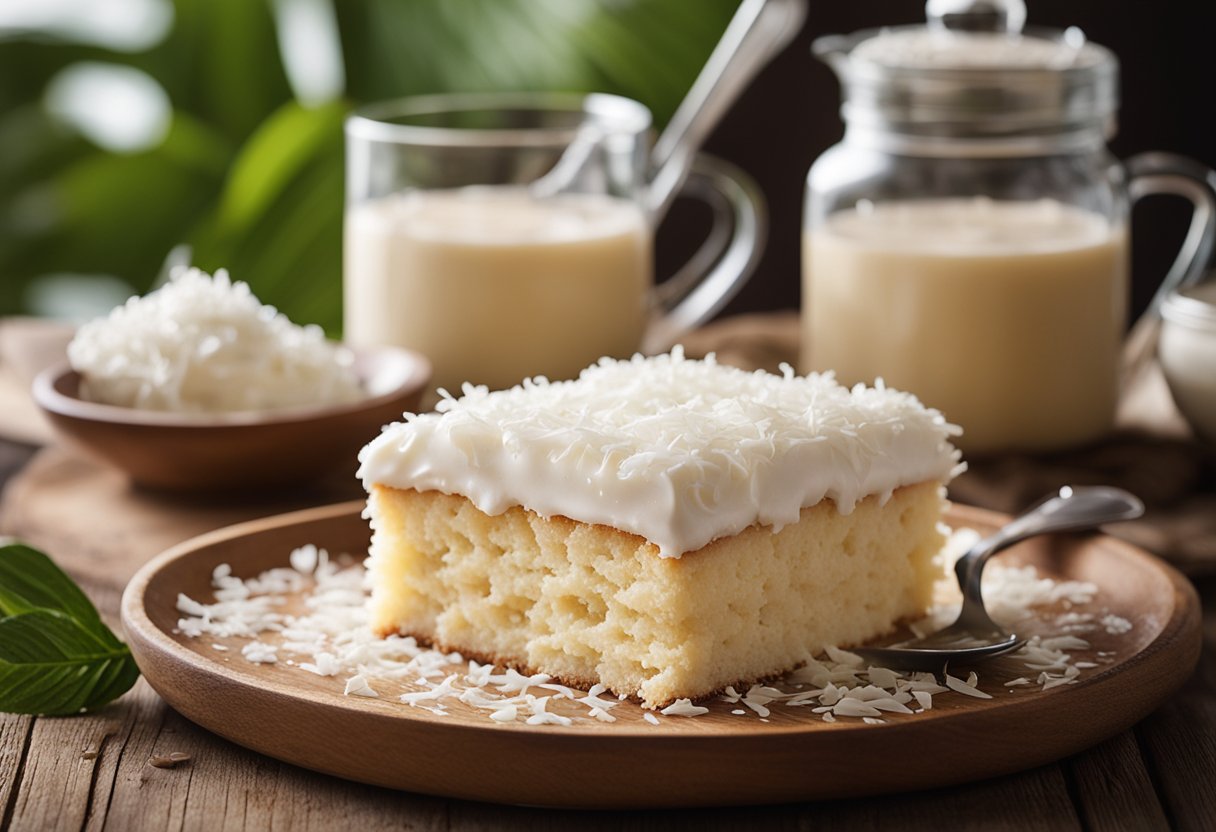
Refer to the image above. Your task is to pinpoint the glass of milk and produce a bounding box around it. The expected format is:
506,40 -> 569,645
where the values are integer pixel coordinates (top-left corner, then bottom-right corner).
344,93 -> 762,393
801,1 -> 1216,455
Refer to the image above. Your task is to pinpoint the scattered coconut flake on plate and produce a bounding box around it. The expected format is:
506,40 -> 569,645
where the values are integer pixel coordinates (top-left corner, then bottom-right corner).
490,706 -> 518,723
945,673 -> 993,699
525,697 -> 573,727
240,642 -> 277,664
661,699 -> 710,717
171,526 -> 1133,730
825,645 -> 864,667
344,674 -> 379,698
1102,614 -> 1133,635
290,544 -> 321,574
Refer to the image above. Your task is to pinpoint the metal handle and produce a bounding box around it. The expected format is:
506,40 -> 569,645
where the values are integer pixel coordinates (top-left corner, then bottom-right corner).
647,0 -> 805,219
1121,152 -> 1216,384
642,154 -> 766,353
954,486 -> 1144,630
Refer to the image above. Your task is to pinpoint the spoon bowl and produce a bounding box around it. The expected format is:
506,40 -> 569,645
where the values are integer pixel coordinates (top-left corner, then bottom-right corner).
852,486 -> 1145,672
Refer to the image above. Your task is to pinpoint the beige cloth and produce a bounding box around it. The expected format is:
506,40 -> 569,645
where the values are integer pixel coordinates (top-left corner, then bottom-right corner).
0,317 -> 69,445
681,313 -> 1216,575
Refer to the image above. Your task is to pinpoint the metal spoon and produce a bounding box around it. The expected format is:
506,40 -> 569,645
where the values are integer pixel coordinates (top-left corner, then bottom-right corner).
531,0 -> 806,208
646,0 -> 806,218
850,485 -> 1145,673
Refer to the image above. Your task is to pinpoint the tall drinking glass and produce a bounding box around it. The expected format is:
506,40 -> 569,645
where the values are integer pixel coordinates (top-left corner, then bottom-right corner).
344,93 -> 762,393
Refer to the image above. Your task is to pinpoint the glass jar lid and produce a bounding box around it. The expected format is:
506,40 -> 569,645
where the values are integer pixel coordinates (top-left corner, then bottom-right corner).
814,0 -> 1119,141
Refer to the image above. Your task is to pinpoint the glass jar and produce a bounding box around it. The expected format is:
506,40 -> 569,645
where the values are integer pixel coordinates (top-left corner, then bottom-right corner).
801,0 -> 1216,455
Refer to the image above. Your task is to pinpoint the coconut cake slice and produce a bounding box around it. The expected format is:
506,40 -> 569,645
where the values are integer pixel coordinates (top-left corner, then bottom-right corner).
358,349 -> 962,708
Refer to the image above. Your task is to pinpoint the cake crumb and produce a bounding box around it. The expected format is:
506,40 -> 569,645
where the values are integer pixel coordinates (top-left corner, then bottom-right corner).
149,752 -> 191,769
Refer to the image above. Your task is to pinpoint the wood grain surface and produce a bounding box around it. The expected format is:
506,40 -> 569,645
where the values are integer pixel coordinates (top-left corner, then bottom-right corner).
0,448 -> 364,591
119,502 -> 1200,808
0,449 -> 1214,826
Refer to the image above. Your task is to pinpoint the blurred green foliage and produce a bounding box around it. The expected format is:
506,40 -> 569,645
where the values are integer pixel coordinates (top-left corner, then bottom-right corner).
0,0 -> 736,334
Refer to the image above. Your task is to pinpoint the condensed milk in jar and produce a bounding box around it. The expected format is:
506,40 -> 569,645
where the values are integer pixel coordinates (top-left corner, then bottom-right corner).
802,0 -> 1216,454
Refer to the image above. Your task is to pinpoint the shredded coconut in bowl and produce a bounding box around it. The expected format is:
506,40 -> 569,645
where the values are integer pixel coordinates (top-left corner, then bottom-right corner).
67,267 -> 364,413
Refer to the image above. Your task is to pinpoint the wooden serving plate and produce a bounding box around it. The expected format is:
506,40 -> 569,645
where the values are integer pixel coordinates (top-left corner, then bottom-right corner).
121,502 -> 1201,808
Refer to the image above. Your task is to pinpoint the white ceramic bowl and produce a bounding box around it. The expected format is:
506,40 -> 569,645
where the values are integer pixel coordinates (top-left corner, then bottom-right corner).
1159,281 -> 1216,444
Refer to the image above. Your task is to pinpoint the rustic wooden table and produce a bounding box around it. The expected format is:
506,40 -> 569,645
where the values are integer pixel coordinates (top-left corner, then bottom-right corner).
1,313 -> 1215,830
2,445 -> 1215,830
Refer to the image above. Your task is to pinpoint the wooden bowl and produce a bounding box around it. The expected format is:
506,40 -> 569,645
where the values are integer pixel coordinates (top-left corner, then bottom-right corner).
32,346 -> 430,492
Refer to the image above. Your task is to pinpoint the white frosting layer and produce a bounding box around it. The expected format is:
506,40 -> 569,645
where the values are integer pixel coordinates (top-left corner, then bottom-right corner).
358,350 -> 963,557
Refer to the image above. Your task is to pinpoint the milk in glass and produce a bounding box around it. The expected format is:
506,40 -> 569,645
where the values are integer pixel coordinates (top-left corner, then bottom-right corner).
802,198 -> 1128,453
345,188 -> 652,392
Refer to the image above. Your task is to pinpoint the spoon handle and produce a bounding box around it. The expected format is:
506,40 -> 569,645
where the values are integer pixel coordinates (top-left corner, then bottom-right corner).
647,0 -> 806,218
954,486 -> 1144,622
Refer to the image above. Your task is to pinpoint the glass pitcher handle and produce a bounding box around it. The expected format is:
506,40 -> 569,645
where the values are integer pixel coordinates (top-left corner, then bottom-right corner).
643,153 -> 767,353
1121,152 -> 1216,384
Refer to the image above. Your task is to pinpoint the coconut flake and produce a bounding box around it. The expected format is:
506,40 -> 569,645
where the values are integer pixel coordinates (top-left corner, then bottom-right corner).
945,673 -> 993,699
660,699 -> 710,717
241,641 -> 277,664
68,267 -> 362,413
825,645 -> 864,667
343,674 -> 379,698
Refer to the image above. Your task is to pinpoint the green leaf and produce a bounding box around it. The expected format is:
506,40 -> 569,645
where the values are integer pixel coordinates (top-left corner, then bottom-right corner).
0,543 -> 114,639
147,0 -> 295,144
214,100 -> 347,235
0,111 -> 228,316
0,544 -> 139,715
192,105 -> 346,334
1,0 -> 736,323
0,610 -> 140,716
333,0 -> 734,125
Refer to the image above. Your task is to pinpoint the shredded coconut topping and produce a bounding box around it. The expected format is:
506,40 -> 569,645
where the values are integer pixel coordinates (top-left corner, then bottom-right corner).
174,529 -> 1133,730
68,266 -> 363,413
358,348 -> 962,557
